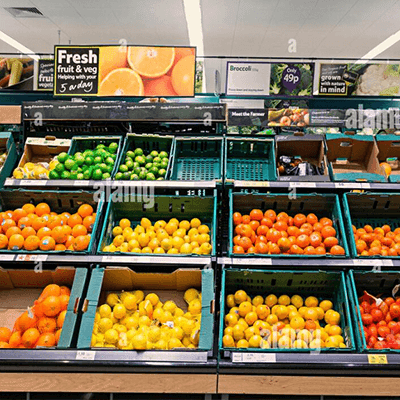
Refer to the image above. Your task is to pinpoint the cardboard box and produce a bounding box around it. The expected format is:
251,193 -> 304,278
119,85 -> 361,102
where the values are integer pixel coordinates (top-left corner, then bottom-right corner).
0,106 -> 21,124
0,266 -> 88,349
17,136 -> 71,169
276,134 -> 330,181
375,133 -> 400,182
0,132 -> 17,187
326,133 -> 387,182
77,267 -> 214,351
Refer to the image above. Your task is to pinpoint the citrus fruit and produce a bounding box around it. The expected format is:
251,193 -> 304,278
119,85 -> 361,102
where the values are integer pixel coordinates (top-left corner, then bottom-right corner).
98,68 -> 144,96
144,75 -> 177,96
99,46 -> 128,81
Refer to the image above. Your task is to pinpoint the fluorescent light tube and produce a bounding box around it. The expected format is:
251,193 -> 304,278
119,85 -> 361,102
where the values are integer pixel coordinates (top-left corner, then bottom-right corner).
0,31 -> 39,61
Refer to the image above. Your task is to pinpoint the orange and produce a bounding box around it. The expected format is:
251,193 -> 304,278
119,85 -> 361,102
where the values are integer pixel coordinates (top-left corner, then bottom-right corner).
296,234 -> 310,249
57,310 -> 67,329
32,217 -> 47,231
309,232 -> 322,247
313,222 -> 323,232
233,245 -> 245,254
303,246 -> 316,255
42,296 -> 61,317
306,213 -> 318,225
55,244 -> 66,251
250,209 -> 263,221
35,203 -> 51,217
277,237 -> 291,252
380,162 -> 392,177
22,203 -> 35,214
37,317 -> 57,334
2,218 -> 15,232
233,212 -> 242,226
315,246 -> 326,255
5,226 -> 21,239
12,208 -> 27,222
59,296 -> 69,312
289,244 -> 304,255
18,217 -> 32,229
55,329 -> 62,345
266,229 -> 282,243
83,215 -> 96,232
68,214 -> 82,228
300,223 -> 313,236
65,235 -> 75,248
99,46 -> 128,82
242,215 -> 251,225
8,234 -> 24,250
39,236 -> 56,251
324,237 -> 339,249
144,75 -> 178,97
73,235 -> 90,251
37,227 -> 51,240
38,284 -> 61,302
287,226 -> 300,237
78,204 -> 93,218
249,220 -> 260,232
320,217 -> 333,227
24,235 -> 40,251
0,341 -> 9,348
61,212 -> 71,221
257,225 -> 269,236
22,328 -> 40,348
264,210 -> 276,222
60,286 -> 71,297
238,236 -> 252,251
62,225 -> 72,236
36,332 -> 56,347
8,331 -> 22,348
382,225 -> 391,234
47,215 -> 63,230
167,47 -> 195,75
255,242 -> 268,254
269,243 -> 280,254
0,327 -> 11,342
171,55 -> 195,96
321,226 -> 336,239
260,218 -> 273,228
293,214 -> 306,228
72,224 -> 87,238
356,239 -> 367,253
52,226 -> 67,244
128,46 -> 175,78
13,310 -> 37,332
330,245 -> 345,255
274,221 -> 288,231
98,68 -> 144,96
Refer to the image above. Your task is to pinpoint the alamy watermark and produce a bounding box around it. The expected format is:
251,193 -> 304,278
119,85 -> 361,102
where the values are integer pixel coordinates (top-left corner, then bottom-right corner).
345,105 -> 400,130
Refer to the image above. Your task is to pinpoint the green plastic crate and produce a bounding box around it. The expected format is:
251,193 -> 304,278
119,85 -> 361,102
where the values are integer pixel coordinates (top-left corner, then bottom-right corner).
0,189 -> 104,254
224,137 -> 276,183
228,191 -> 349,258
343,192 -> 400,258
0,132 -> 17,188
114,133 -> 175,180
0,266 -> 88,349
77,266 -> 214,352
348,270 -> 400,353
68,135 -> 123,178
219,269 -> 355,353
170,137 -> 223,181
98,192 -> 217,257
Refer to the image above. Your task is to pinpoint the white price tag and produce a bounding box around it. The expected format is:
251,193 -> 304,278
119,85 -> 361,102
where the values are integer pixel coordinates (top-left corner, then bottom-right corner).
74,180 -> 90,186
20,180 -> 42,186
16,254 -> 48,262
237,181 -> 270,187
289,182 -> 316,188
76,351 -> 96,361
0,254 -> 14,261
4,178 -> 13,186
102,255 -> 129,263
232,352 -> 276,363
360,183 -> 371,189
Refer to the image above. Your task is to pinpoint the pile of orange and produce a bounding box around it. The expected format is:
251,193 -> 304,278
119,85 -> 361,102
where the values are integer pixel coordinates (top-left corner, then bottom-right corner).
0,202 -> 95,252
232,209 -> 345,256
98,46 -> 195,97
0,284 -> 70,348
353,224 -> 400,256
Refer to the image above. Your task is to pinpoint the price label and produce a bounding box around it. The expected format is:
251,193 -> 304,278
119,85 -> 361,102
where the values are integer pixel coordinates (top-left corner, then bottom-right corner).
74,180 -> 90,186
238,181 -> 270,187
4,178 -> 13,186
16,254 -> 48,262
76,351 -> 96,361
289,182 -> 316,188
0,254 -> 14,261
102,255 -> 130,263
20,180 -> 42,186
368,354 -> 388,364
232,352 -> 276,363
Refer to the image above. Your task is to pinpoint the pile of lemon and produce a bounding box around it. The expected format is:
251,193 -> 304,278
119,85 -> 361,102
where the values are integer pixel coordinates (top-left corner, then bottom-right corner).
223,290 -> 346,349
13,160 -> 59,180
91,288 -> 202,350
102,217 -> 212,255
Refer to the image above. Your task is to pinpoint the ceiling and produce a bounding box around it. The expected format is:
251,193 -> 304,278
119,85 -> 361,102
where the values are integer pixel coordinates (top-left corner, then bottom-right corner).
0,0 -> 400,59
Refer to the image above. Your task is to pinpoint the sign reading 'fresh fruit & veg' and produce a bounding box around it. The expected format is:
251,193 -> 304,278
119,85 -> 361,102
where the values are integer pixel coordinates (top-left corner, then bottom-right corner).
54,45 -> 196,97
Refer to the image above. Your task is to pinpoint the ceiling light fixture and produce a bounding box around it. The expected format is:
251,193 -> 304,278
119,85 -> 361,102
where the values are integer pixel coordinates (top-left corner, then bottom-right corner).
0,30 -> 39,60
357,28 -> 400,62
183,0 -> 204,57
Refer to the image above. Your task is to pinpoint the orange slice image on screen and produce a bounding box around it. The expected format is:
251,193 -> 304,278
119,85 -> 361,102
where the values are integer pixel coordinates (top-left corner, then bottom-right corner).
128,46 -> 175,78
98,68 -> 144,96
99,46 -> 128,82
166,47 -> 195,76
171,55 -> 195,96
144,75 -> 177,97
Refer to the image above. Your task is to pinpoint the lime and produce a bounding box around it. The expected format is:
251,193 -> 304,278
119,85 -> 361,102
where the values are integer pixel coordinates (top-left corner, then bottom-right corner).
81,165 -> 88,172
158,168 -> 166,177
74,155 -> 84,166
105,157 -> 114,165
115,172 -> 123,180
97,163 -> 107,173
161,160 -> 169,169
55,163 -> 65,174
94,156 -> 103,165
134,148 -> 144,156
107,165 -> 113,174
119,164 -> 128,173
96,144 -> 106,149
77,167 -> 83,173
61,170 -> 70,180
153,162 -> 161,169
146,173 -> 156,181
83,170 -> 92,180
132,161 -> 139,169
126,150 -> 135,159
49,170 -> 59,180
92,168 -> 103,180
70,171 -> 78,180
123,171 -> 131,180
110,154 -> 117,161
65,158 -> 76,171
159,151 -> 168,159
74,151 -> 83,158
157,177 -> 164,180
150,150 -> 159,158
102,172 -> 111,180
85,156 -> 94,166
145,155 -> 153,163
135,156 -> 145,165
126,160 -> 134,170
134,167 -> 141,175
153,157 -> 162,164
130,174 -> 139,181
139,170 -> 147,180
145,162 -> 153,170
57,152 -> 69,163
125,156 -> 133,164
77,173 -> 84,180
109,142 -> 118,154
150,166 -> 159,175
84,150 -> 94,158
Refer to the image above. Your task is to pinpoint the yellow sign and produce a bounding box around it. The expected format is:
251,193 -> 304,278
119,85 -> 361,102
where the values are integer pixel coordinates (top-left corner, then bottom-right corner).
368,354 -> 388,364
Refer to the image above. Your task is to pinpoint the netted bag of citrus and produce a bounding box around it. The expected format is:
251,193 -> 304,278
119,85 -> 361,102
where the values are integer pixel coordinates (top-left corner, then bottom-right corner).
233,209 -> 345,256
102,217 -> 212,255
0,203 -> 95,252
49,142 -> 118,181
91,288 -> 202,350
223,291 -> 346,350
98,46 -> 195,97
115,148 -> 169,181
0,284 -> 71,349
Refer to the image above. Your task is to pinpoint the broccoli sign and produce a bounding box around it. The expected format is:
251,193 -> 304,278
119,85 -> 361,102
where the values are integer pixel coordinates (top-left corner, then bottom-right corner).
270,63 -> 314,96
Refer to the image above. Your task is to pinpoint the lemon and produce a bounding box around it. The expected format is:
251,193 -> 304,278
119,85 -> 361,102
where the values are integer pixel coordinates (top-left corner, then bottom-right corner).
167,248 -> 179,254
278,335 -> 292,349
165,222 -> 178,235
119,218 -> 131,229
184,288 -> 199,304
134,225 -> 145,234
181,319 -> 195,335
131,247 -> 141,253
148,326 -> 161,342
190,241 -> 200,249
98,318 -> 113,333
147,230 -> 156,240
113,304 -> 126,319
309,338 -> 325,349
123,227 -> 134,240
305,296 -> 319,308
120,242 -> 129,252
91,334 -> 97,347
99,304 -> 112,318
109,312 -> 118,324
168,218 -> 179,225
146,238 -> 159,251
96,333 -> 105,343
140,217 -> 152,229
293,339 -> 308,349
236,339 -> 249,348
168,337 -> 183,349
134,290 -> 144,303
278,295 -> 291,306
290,316 -> 305,330
319,300 -> 333,312
188,299 -> 202,315
200,242 -> 212,255
180,243 -> 192,254
128,239 -> 140,251
290,294 -> 304,308
154,220 -> 166,230
265,294 -> 278,307
106,294 -> 120,308
170,326 -> 184,340
222,334 -> 235,347
113,235 -> 125,247
141,247 -> 152,254
125,231 -> 138,242
173,228 -> 186,238
154,339 -> 168,350
108,244 -> 117,252
297,329 -> 312,343
145,293 -> 159,306
131,333 -> 147,350
118,333 -> 128,349
137,232 -> 149,248
139,300 -> 153,317
138,315 -> 151,327
163,300 -> 177,314
114,324 -> 127,334
192,247 -> 202,254
124,316 -> 138,330
102,246 -> 111,252
190,218 -> 201,228
182,337 -> 192,347
126,329 -> 137,342
160,311 -> 173,323
197,224 -> 209,234
123,294 -> 137,311
197,234 -> 210,245
325,336 -> 340,348
95,312 -> 101,323
188,228 -> 199,237
184,235 -> 191,243
156,229 -> 169,242
94,342 -> 105,348
153,247 -> 165,254
179,220 -> 190,230
160,238 -> 172,251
